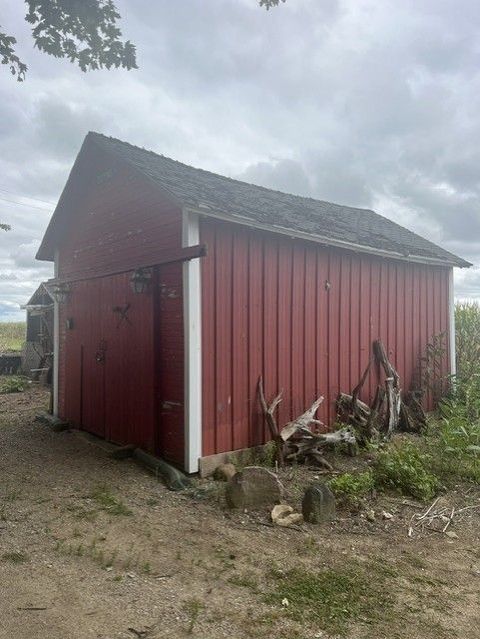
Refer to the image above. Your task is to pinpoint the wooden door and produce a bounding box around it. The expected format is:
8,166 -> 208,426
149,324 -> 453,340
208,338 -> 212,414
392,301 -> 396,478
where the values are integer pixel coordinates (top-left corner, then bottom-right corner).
79,280 -> 106,438
62,273 -> 156,450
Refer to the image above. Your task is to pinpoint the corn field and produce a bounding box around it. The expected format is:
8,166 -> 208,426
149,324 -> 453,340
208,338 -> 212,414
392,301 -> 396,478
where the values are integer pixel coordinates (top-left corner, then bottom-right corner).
455,302 -> 480,383
0,322 -> 26,353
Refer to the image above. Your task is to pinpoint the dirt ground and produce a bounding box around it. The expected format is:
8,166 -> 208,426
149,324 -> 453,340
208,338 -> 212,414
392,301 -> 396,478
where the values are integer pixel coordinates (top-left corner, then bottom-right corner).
1,383 -> 479,639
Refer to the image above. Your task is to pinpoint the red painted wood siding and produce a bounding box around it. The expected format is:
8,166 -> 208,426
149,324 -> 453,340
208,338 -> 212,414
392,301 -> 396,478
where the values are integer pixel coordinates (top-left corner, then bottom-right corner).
200,218 -> 451,457
58,160 -> 182,280
155,262 -> 185,465
57,156 -> 184,463
61,273 -> 155,450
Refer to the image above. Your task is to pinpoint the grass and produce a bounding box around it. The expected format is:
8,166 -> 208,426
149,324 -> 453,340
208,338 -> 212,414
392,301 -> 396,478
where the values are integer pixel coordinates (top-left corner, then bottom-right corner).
91,485 -> 132,516
183,598 -> 205,634
2,551 -> 29,564
266,561 -> 394,636
0,322 -> 25,352
228,571 -> 259,591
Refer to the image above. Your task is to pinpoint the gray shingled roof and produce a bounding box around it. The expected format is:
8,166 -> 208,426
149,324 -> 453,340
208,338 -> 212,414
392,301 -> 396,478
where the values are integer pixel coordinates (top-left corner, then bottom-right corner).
89,133 -> 469,267
39,131 -> 471,267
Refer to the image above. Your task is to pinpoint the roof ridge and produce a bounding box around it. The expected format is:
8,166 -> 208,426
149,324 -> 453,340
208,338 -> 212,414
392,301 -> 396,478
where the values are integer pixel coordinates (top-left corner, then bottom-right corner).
81,131 -> 470,268
87,131 -> 375,215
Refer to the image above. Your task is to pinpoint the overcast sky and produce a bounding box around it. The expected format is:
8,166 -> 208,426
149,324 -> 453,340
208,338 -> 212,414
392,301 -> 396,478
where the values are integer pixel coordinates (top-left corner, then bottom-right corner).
1,0 -> 480,320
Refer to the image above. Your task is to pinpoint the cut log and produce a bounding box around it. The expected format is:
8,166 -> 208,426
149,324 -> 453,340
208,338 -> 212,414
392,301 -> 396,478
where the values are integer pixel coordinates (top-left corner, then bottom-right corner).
338,339 -> 426,443
401,391 -> 427,433
258,377 -> 356,469
258,376 -> 285,466
373,340 -> 401,438
280,395 -> 324,441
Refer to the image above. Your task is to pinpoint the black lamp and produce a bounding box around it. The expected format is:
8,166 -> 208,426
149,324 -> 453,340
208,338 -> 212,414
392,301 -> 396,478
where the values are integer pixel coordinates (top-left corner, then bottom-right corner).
52,282 -> 71,304
130,267 -> 152,294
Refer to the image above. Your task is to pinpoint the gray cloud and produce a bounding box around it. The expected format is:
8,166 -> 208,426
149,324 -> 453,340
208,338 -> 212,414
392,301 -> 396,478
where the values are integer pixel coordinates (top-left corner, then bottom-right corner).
1,0 -> 480,319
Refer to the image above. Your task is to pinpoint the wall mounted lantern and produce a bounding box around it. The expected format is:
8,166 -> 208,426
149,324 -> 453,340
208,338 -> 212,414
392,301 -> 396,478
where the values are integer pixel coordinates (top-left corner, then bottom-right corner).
130,267 -> 152,294
52,282 -> 71,304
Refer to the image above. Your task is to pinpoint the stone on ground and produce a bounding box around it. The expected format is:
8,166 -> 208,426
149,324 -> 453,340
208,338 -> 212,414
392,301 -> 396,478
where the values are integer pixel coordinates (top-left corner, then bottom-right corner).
302,482 -> 336,524
271,504 -> 303,527
225,466 -> 284,509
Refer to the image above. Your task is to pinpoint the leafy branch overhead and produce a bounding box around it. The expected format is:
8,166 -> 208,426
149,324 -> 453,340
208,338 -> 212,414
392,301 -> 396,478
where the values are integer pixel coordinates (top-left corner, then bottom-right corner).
0,0 -> 137,81
259,0 -> 287,8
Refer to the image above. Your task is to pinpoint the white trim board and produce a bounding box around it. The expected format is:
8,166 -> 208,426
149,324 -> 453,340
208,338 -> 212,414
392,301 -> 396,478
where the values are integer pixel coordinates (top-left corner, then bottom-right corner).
182,210 -> 202,473
53,249 -> 60,417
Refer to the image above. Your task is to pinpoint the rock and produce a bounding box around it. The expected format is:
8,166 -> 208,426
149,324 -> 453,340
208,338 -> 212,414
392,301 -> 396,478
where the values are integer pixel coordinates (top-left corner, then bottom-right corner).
214,463 -> 237,482
445,530 -> 458,539
279,513 -> 303,527
225,466 -> 284,509
382,511 -> 394,520
366,509 -> 376,522
302,483 -> 336,524
271,504 -> 303,527
272,504 -> 293,522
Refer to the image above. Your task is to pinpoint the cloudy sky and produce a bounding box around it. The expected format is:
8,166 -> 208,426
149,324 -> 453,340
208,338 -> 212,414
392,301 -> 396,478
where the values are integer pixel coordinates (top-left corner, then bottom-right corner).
1,0 -> 480,320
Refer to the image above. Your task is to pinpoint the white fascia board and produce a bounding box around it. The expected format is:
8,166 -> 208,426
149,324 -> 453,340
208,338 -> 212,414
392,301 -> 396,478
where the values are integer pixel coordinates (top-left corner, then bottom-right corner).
183,206 -> 467,268
182,210 -> 202,473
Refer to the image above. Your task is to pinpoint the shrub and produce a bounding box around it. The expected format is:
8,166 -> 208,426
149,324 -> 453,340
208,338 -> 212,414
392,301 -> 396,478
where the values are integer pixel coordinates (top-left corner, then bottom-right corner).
328,470 -> 374,506
0,376 -> 28,394
374,440 -> 438,501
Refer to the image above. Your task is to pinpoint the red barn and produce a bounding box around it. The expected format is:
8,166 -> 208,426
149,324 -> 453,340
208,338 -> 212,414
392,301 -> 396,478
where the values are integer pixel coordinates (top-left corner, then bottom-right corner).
37,132 -> 469,473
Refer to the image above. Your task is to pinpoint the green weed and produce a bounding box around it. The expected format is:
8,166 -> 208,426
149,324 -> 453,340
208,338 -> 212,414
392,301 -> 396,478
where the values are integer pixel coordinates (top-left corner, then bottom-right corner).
266,561 -> 393,636
328,470 -> 374,506
0,376 -> 28,394
228,572 -> 259,591
91,485 -> 132,516
183,597 -> 205,634
374,440 -> 438,501
429,377 -> 480,482
2,551 -> 29,564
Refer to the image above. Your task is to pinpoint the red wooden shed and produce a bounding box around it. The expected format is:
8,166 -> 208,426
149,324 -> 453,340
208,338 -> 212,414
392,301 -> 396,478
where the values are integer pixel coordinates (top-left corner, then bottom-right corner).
37,132 -> 470,473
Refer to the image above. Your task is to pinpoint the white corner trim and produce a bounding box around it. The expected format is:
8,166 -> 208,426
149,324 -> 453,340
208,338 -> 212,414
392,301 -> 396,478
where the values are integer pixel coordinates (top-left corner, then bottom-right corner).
182,210 -> 202,473
448,268 -> 456,377
53,249 -> 60,416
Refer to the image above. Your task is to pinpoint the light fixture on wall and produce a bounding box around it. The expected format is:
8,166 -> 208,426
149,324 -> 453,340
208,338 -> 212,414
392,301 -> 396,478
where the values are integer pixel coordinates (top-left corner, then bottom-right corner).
52,282 -> 71,304
130,267 -> 152,294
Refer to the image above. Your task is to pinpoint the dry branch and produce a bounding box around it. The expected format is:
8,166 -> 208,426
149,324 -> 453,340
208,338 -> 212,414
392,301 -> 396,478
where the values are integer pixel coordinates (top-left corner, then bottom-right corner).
258,377 -> 356,469
337,340 -> 426,441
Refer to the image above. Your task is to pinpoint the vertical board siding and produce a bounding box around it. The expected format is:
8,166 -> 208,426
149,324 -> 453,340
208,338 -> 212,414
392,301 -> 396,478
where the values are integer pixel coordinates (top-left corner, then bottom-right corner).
201,218 -> 451,457
61,273 -> 156,451
155,262 -> 185,465
56,160 -> 185,463
58,181 -> 182,280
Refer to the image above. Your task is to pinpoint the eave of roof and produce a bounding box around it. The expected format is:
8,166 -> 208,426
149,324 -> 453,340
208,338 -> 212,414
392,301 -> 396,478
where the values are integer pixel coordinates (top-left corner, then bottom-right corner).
36,132 -> 472,269
183,204 -> 470,268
